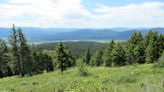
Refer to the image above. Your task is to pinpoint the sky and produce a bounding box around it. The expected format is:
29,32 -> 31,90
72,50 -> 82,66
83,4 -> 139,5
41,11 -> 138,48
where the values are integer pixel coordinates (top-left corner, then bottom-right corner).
0,0 -> 164,28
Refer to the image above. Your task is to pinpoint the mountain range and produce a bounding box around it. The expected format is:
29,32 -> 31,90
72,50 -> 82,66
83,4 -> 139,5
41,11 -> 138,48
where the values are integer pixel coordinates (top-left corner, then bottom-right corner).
0,27 -> 163,42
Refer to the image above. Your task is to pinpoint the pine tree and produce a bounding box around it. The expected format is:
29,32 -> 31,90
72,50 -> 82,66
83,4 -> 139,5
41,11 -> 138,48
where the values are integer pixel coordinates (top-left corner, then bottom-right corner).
9,25 -> 20,75
31,51 -> 42,74
9,25 -> 32,76
30,46 -> 44,74
18,29 -> 32,76
56,42 -> 68,74
90,50 -> 103,66
83,48 -> 90,65
144,30 -> 158,46
125,43 -> 135,64
126,32 -> 144,64
163,34 -> 164,50
133,42 -> 145,64
0,39 -> 8,77
156,51 -> 164,67
113,43 -> 126,66
157,34 -> 164,58
144,30 -> 159,62
102,40 -> 115,66
2,50 -> 12,77
77,59 -> 88,77
64,46 -> 75,67
42,53 -> 54,72
145,41 -> 154,63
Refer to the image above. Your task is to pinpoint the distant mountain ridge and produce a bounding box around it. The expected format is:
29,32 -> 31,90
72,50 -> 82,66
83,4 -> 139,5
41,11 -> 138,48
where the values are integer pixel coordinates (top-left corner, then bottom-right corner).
0,27 -> 163,42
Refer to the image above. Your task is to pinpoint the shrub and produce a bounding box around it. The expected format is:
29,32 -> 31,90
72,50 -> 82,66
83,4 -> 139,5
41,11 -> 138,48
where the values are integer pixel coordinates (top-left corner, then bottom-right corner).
76,59 -> 88,77
155,51 -> 164,67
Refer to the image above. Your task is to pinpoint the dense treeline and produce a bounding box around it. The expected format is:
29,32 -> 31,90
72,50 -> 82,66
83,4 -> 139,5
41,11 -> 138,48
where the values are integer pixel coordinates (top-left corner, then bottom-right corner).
90,31 -> 164,67
36,41 -> 107,57
0,25 -> 55,77
0,25 -> 164,78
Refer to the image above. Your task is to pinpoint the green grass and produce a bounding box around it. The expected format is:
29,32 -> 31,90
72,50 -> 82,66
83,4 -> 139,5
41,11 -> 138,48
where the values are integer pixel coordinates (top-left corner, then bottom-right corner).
0,64 -> 164,92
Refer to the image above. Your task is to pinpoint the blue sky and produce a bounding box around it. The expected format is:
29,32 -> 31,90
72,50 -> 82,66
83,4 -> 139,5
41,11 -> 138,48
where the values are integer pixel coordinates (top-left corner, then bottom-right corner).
0,0 -> 164,28
83,0 -> 164,8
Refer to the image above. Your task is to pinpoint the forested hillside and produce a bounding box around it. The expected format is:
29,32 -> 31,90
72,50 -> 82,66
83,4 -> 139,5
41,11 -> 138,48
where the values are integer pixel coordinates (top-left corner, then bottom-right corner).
36,41 -> 107,57
0,25 -> 164,92
0,25 -> 163,77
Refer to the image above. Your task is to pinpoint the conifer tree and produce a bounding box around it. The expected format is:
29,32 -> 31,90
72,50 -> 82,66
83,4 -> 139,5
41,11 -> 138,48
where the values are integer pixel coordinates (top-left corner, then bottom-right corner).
103,40 -> 115,66
113,43 -> 126,66
145,41 -> 154,63
9,25 -> 20,75
126,32 -> 144,64
56,42 -> 68,74
0,39 -> 8,77
133,41 -> 145,64
18,29 -> 32,76
144,30 -> 158,46
90,50 -> 103,66
42,53 -> 54,72
156,51 -> 164,67
144,30 -> 159,62
64,46 -> 75,67
77,59 -> 88,77
157,34 -> 164,57
9,25 -> 32,76
31,50 -> 42,74
83,48 -> 90,65
30,45 -> 45,74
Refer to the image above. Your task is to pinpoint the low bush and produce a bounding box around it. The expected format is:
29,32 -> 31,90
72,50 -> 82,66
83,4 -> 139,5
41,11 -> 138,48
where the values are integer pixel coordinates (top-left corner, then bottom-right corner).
155,51 -> 164,67
76,59 -> 88,77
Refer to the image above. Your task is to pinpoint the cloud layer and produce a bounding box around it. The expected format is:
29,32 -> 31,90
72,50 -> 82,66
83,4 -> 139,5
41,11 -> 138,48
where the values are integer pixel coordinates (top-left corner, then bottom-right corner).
0,0 -> 164,28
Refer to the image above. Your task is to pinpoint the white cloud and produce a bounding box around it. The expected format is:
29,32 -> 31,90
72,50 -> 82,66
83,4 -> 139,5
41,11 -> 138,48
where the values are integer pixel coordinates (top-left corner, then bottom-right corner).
0,0 -> 93,27
0,1 -> 164,28
91,2 -> 164,28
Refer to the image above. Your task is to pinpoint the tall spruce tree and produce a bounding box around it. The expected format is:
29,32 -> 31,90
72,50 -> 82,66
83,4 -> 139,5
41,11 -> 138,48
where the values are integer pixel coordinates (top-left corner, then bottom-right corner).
145,40 -> 154,63
113,43 -> 126,66
157,34 -> 164,58
0,39 -> 9,77
126,32 -> 144,64
56,42 -> 68,74
64,46 -> 75,67
18,29 -> 32,76
144,30 -> 159,62
31,50 -> 44,74
156,51 -> 164,67
9,25 -> 20,75
144,31 -> 158,46
83,48 -> 90,65
133,42 -> 145,64
9,25 -> 32,76
90,50 -> 103,66
102,40 -> 115,66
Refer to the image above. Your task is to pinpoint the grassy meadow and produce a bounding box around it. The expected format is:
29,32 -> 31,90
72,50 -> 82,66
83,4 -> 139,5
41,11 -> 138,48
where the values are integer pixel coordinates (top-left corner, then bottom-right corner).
0,64 -> 164,92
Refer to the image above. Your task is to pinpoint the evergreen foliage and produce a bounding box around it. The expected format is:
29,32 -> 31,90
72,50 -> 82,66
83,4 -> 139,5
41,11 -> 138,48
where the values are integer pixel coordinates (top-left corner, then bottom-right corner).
126,32 -> 144,64
155,51 -> 164,67
83,48 -> 90,65
56,42 -> 71,74
90,50 -> 103,66
103,40 -> 115,66
0,25 -> 163,78
77,59 -> 88,77
113,43 -> 126,66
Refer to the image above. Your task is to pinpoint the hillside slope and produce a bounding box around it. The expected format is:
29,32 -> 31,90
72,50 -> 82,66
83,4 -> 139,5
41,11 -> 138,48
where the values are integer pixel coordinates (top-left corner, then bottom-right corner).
0,64 -> 164,92
37,41 -> 108,57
